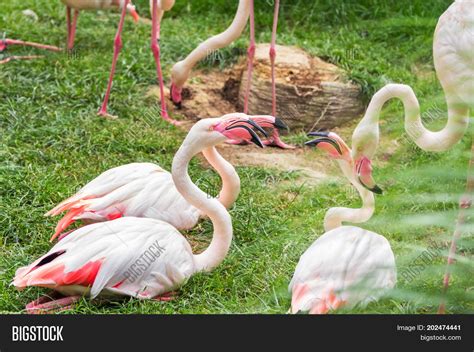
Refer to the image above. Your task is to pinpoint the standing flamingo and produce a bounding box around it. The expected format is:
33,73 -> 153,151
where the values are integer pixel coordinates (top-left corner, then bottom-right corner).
348,1 -> 473,312
45,114 -> 286,241
351,0 -> 473,184
289,132 -> 396,314
170,0 -> 290,148
13,114 -> 267,313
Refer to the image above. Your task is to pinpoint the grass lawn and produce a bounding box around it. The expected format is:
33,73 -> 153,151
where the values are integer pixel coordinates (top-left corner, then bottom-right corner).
0,0 -> 472,314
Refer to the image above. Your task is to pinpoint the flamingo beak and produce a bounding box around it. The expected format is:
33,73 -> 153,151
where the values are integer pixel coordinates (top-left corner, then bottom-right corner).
127,5 -> 140,22
356,157 -> 383,194
305,132 -> 343,155
217,118 -> 266,148
273,117 -> 289,131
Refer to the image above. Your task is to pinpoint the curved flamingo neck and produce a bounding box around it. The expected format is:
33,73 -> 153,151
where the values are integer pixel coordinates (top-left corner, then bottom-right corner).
323,159 -> 375,232
202,147 -> 240,209
170,0 -> 251,88
360,84 -> 469,152
172,138 -> 232,273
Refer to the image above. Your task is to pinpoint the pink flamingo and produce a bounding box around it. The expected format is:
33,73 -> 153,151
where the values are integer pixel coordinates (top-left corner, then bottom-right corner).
45,114 -> 286,241
170,0 -> 291,148
349,0 -> 473,312
289,132 -> 396,314
13,114 -> 267,313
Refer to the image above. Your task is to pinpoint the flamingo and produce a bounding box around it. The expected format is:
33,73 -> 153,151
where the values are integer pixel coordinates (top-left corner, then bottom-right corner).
289,132 -> 396,314
13,114 -> 267,313
170,0 -> 290,148
61,1 -> 178,122
45,114 -> 286,241
351,0 -> 473,186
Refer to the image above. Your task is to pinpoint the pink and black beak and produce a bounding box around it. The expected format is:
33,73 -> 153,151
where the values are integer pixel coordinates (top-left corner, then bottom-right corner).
355,157 -> 383,194
249,116 -> 289,132
305,131 -> 343,155
215,117 -> 267,148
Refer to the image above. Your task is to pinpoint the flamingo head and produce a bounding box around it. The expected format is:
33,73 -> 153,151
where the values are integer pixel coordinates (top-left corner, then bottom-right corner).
354,156 -> 383,194
248,115 -> 289,133
201,113 -> 267,148
305,131 -> 352,161
305,131 -> 382,194
170,83 -> 182,107
126,3 -> 140,22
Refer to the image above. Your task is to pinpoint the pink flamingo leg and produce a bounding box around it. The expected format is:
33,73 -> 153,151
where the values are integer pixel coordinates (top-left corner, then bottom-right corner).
0,55 -> 44,65
270,0 -> 279,118
98,0 -> 130,119
438,142 -> 474,314
263,0 -> 293,149
153,291 -> 178,302
151,0 -> 181,125
66,7 -> 72,47
243,0 -> 255,114
68,9 -> 80,50
26,293 -> 81,314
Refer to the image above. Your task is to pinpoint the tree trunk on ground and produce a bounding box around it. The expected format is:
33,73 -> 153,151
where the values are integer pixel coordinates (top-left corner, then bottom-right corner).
238,44 -> 365,131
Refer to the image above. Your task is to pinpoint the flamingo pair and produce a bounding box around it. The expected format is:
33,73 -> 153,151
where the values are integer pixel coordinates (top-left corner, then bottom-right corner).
13,114 -> 286,313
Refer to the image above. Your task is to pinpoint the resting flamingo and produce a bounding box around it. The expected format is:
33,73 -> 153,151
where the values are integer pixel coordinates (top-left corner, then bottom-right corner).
13,114 -> 267,313
45,114 -> 286,241
289,132 -> 396,314
170,0 -> 290,148
351,0 -> 473,185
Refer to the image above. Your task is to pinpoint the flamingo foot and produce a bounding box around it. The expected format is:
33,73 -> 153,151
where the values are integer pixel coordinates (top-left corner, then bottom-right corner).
161,111 -> 184,126
153,291 -> 178,302
25,293 -> 81,314
263,136 -> 295,149
170,83 -> 182,108
225,139 -> 250,146
97,110 -> 118,120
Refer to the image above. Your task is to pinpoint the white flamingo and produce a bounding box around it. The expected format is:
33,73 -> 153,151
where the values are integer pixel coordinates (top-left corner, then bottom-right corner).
45,114 -> 286,241
170,0 -> 290,148
13,114 -> 267,313
289,132 -> 396,314
351,0 -> 473,182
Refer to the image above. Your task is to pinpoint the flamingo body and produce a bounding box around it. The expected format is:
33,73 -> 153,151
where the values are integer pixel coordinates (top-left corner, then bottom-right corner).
290,226 -> 396,314
47,163 -> 202,239
14,217 -> 195,299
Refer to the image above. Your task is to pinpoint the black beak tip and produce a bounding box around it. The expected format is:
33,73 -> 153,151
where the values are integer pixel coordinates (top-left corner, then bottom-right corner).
274,117 -> 289,131
252,136 -> 264,148
307,131 -> 330,138
304,139 -> 319,147
371,185 -> 383,194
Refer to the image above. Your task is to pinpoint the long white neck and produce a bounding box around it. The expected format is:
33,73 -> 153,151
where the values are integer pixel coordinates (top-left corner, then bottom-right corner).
171,0 -> 251,88
172,139 -> 233,272
323,159 -> 375,232
202,147 -> 240,209
356,83 -> 469,154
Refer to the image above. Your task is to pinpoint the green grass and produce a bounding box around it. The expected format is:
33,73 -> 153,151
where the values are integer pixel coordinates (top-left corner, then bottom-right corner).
0,0 -> 472,314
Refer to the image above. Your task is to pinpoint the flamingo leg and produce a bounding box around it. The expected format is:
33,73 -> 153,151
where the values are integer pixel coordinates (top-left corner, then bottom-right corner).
98,0 -> 130,119
26,293 -> 81,314
68,9 -> 80,50
243,0 -> 255,114
438,141 -> 474,314
153,291 -> 178,302
263,0 -> 294,149
66,7 -> 72,48
0,55 -> 44,65
270,0 -> 279,117
151,0 -> 181,125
